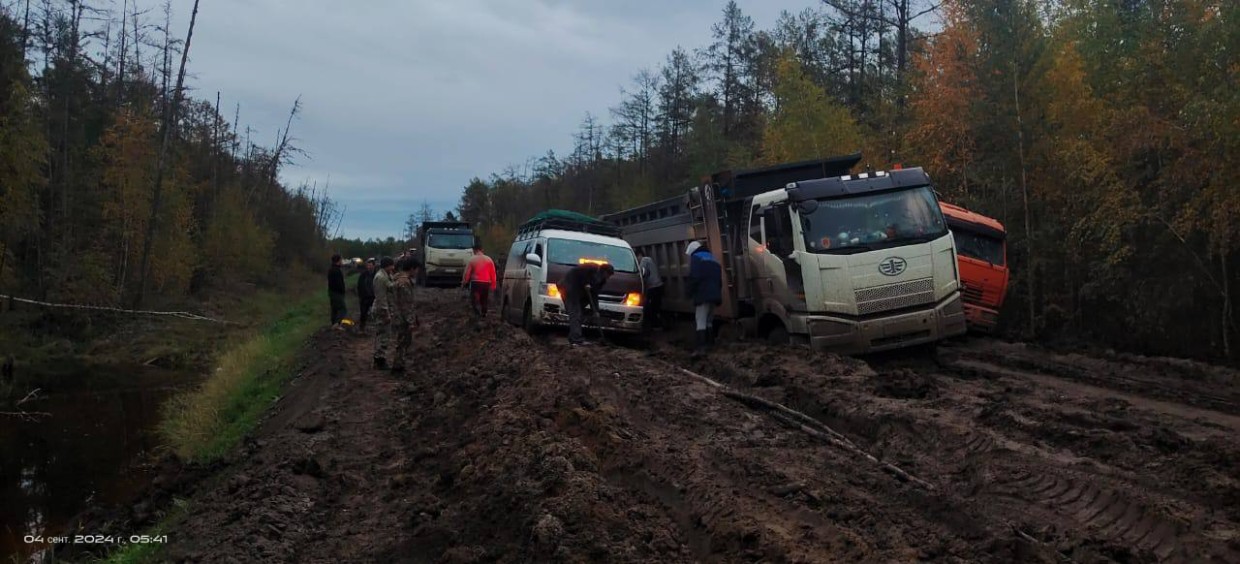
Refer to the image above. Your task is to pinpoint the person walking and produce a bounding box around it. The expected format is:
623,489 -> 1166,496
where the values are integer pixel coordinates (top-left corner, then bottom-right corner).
389,258 -> 420,374
356,258 -> 377,333
635,249 -> 664,333
560,262 -> 615,346
371,256 -> 396,368
461,243 -> 497,319
686,241 -> 722,356
328,254 -> 348,329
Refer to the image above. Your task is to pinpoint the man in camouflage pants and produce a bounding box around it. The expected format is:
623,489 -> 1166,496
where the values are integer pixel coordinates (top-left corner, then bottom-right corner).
389,257 -> 421,374
371,256 -> 396,369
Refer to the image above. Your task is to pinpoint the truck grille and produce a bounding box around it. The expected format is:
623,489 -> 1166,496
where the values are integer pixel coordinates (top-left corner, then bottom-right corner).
961,283 -> 984,305
855,278 -> 935,315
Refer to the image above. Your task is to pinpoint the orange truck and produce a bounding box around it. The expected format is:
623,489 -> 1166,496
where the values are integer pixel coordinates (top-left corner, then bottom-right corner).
940,202 -> 1008,332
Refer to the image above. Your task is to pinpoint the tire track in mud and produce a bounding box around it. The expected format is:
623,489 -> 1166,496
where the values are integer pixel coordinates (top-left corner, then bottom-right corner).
990,471 -> 1184,562
677,343 -> 1240,563
943,342 -> 1240,416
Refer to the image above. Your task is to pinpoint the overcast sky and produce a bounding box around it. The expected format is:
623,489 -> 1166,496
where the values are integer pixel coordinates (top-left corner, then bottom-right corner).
161,0 -> 811,239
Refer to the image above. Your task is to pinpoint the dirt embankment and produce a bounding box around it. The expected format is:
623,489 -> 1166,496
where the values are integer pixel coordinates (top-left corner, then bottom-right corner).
67,290 -> 1240,563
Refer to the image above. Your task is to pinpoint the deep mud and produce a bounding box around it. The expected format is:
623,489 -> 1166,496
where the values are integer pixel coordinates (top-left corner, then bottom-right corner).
61,290 -> 1240,562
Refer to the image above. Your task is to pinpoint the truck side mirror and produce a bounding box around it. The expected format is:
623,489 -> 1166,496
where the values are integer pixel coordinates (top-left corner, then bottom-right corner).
525,253 -> 542,267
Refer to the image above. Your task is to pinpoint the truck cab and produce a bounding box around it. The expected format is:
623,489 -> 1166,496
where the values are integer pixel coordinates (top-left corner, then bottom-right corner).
415,221 -> 475,287
742,169 -> 967,352
940,202 -> 1008,332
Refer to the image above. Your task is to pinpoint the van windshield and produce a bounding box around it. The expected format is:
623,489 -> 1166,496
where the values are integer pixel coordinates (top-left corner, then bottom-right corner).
800,185 -> 948,254
547,238 -> 637,272
426,233 -> 474,249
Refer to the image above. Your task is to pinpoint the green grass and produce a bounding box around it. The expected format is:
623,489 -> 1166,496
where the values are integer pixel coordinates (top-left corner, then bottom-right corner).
157,291 -> 323,463
98,498 -> 190,564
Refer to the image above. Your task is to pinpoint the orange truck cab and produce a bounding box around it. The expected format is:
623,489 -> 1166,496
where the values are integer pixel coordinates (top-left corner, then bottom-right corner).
940,202 -> 1009,332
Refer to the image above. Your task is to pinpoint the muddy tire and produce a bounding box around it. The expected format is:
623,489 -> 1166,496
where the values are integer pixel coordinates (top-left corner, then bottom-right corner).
767,325 -> 790,345
522,300 -> 541,334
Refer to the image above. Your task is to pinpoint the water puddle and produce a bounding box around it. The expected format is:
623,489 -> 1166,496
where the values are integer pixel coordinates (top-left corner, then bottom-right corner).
0,364 -> 199,561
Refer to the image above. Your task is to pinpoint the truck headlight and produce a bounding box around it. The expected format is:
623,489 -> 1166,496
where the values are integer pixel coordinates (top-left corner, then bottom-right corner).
540,283 -> 561,299
624,292 -> 642,307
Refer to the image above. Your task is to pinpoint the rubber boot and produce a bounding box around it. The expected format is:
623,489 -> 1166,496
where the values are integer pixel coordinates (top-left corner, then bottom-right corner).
706,326 -> 716,349
692,330 -> 707,357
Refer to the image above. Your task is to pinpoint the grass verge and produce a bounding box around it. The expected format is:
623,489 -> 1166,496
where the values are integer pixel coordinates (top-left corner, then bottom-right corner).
157,291 -> 323,463
98,498 -> 190,564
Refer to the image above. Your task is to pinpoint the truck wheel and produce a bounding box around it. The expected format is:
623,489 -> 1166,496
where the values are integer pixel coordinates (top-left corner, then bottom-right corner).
767,325 -> 790,345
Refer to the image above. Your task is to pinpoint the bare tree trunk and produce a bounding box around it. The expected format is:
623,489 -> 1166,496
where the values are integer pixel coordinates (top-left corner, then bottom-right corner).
20,0 -> 31,61
134,0 -> 199,308
212,91 -> 221,204
1224,253 -> 1232,358
131,1 -> 141,76
115,0 -> 127,107
1013,62 -> 1035,337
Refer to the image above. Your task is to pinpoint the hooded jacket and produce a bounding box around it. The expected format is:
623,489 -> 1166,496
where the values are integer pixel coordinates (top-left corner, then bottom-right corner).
687,249 -> 723,306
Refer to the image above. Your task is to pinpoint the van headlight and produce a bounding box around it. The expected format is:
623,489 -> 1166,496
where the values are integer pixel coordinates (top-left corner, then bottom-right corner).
540,283 -> 561,299
624,292 -> 642,307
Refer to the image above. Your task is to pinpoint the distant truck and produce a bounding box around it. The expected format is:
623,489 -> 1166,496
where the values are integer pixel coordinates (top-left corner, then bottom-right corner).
602,155 -> 967,354
414,221 -> 475,287
940,202 -> 1009,332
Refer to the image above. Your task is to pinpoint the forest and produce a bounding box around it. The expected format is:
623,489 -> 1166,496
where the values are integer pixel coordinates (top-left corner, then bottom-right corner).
0,1 -> 335,314
450,0 -> 1237,360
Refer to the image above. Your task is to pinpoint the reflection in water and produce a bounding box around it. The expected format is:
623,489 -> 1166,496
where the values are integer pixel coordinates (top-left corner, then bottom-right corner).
0,366 -> 197,561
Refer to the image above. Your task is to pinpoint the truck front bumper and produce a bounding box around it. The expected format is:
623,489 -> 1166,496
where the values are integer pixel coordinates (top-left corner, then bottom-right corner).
424,265 -> 463,283
962,302 -> 1000,333
800,293 -> 967,354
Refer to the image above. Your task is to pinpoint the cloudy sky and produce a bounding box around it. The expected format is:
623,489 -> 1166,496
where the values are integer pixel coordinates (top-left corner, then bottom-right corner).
165,0 -> 810,239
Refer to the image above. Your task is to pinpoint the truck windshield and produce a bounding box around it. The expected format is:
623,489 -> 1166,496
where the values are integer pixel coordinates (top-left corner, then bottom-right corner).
951,227 -> 1006,266
800,185 -> 947,254
547,238 -> 637,272
426,233 -> 475,249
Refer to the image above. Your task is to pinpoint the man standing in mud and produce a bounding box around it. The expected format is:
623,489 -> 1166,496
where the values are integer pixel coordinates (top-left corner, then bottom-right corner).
461,242 -> 497,321
389,257 -> 421,374
636,249 -> 664,333
371,257 -> 396,368
356,258 -> 377,334
328,254 -> 348,329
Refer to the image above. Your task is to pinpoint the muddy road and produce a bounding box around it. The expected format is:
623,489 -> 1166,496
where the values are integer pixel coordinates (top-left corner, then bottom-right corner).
78,289 -> 1240,563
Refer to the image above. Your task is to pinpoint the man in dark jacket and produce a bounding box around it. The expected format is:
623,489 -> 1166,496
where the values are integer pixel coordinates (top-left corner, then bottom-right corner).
356,258 -> 377,333
328,254 -> 348,329
686,241 -> 722,355
560,262 -> 615,346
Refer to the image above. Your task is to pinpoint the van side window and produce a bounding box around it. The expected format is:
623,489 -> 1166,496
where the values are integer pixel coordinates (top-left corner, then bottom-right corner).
508,242 -> 524,268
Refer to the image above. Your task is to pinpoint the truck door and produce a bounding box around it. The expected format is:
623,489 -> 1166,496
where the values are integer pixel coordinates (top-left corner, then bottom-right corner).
748,205 -> 773,303
760,204 -> 807,309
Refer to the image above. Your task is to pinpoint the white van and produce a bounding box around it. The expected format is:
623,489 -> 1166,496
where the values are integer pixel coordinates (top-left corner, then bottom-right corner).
499,212 -> 645,334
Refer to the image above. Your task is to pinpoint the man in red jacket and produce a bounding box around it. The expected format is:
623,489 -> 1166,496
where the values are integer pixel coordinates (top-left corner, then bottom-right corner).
461,243 -> 497,319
